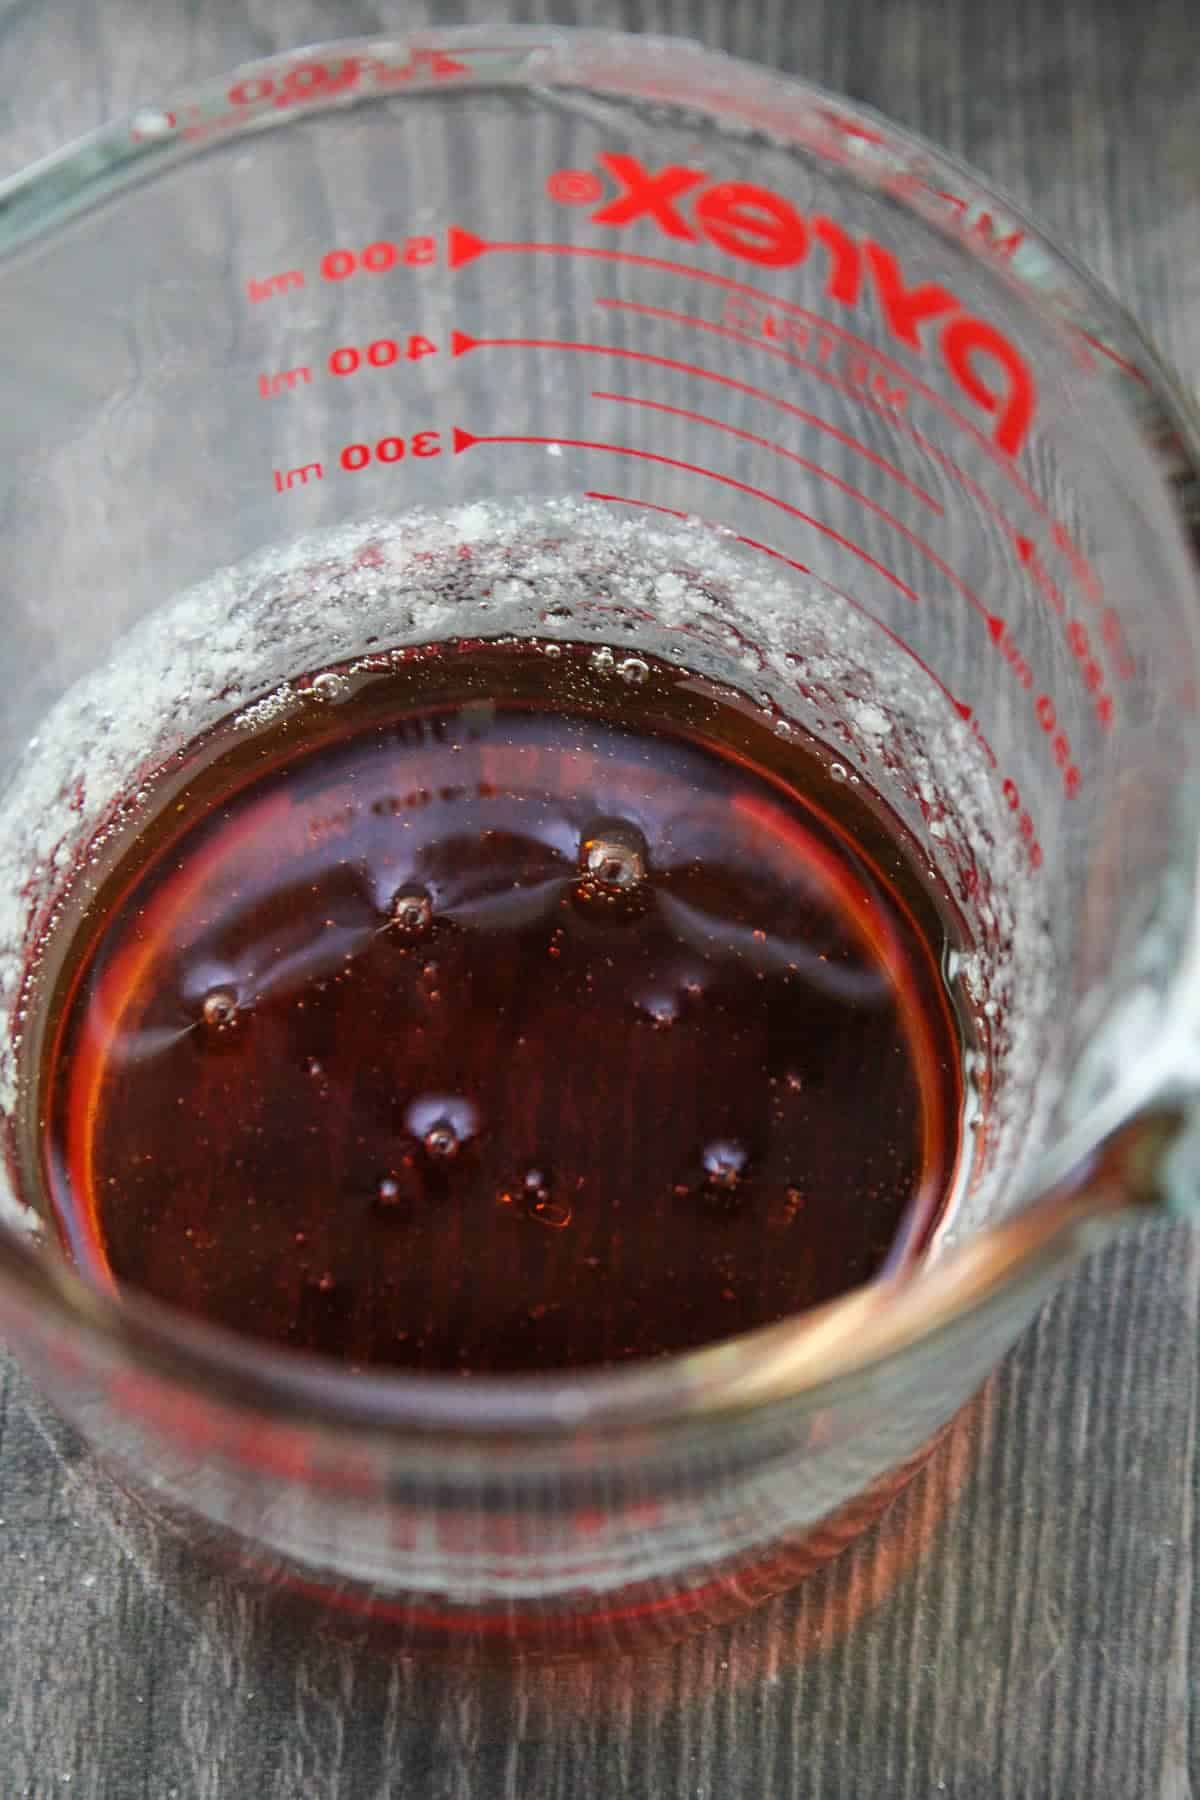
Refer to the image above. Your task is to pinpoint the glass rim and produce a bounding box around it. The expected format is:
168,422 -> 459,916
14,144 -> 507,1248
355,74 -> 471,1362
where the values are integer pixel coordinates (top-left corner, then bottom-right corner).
3,23 -> 1199,1448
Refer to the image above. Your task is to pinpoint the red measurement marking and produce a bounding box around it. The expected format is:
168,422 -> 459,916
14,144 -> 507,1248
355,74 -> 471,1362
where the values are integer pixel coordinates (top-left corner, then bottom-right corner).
914,444 -> 1123,691
1078,329 -> 1150,385
814,108 -> 887,146
328,335 -> 439,375
722,530 -> 812,573
590,389 -> 997,629
446,225 -> 1102,592
584,491 -> 688,519
339,431 -> 442,470
320,238 -> 437,280
1000,774 -> 1046,865
597,296 -> 1128,700
446,227 -> 1032,467
725,294 -> 914,409
651,297 -> 1023,564
448,227 -> 499,268
246,268 -> 305,304
563,156 -> 1035,455
226,50 -> 470,112
582,491 -> 967,716
272,462 -> 323,491
740,542 -> 971,717
453,425 -> 921,605
450,328 -> 940,512
917,187 -> 1027,262
602,296 -> 940,456
1015,534 -> 1065,615
579,494 -> 1051,848
991,619 -> 1032,686
258,365 -> 312,397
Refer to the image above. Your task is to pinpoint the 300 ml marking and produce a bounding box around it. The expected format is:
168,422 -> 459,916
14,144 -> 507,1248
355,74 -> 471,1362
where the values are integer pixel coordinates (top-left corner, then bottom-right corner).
272,430 -> 442,489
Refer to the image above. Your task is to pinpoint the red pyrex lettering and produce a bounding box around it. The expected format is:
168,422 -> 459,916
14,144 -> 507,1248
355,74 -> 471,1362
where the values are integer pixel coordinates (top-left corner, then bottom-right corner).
555,153 -> 1036,457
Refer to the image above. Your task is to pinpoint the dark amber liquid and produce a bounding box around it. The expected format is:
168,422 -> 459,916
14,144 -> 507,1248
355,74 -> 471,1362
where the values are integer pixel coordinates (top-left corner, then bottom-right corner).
35,642 -> 964,1372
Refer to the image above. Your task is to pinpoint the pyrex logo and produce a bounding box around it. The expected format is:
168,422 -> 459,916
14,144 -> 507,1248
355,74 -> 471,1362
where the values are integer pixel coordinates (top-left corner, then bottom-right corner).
548,153 -> 1036,458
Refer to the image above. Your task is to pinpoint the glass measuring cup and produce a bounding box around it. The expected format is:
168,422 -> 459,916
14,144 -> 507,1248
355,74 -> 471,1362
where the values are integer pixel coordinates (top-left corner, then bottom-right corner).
0,25 -> 1198,1651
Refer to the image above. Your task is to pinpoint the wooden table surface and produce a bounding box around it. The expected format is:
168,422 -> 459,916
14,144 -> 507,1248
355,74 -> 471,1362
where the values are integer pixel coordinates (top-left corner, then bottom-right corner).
0,3 -> 1197,1795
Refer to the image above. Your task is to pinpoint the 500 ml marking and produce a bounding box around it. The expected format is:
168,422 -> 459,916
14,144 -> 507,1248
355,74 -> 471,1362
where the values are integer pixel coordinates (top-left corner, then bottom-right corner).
246,236 -> 438,303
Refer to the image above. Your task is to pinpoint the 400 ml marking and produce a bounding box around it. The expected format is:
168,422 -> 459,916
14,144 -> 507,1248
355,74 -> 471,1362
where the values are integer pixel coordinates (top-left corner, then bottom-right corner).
133,50 -> 471,145
257,336 -> 439,397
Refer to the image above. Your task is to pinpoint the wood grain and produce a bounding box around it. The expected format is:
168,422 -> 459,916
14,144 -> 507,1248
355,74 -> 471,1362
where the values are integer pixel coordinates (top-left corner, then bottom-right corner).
0,2 -> 1197,1796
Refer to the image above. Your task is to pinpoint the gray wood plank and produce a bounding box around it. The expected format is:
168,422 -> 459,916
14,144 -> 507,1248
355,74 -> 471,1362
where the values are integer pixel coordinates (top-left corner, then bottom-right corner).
0,3 -> 1196,1797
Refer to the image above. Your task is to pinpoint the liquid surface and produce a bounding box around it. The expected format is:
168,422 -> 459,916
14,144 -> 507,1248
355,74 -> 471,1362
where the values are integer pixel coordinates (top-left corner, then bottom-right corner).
36,643 -> 964,1372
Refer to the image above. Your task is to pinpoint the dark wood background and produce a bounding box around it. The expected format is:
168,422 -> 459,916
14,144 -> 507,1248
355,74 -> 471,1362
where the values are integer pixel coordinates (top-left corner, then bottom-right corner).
0,3 -> 1197,1795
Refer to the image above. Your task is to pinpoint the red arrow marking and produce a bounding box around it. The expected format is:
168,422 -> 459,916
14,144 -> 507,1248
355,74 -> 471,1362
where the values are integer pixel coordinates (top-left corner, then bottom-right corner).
589,389 -> 995,624
453,426 -> 922,603
445,225 -> 1105,608
451,327 -> 942,511
581,492 -> 966,714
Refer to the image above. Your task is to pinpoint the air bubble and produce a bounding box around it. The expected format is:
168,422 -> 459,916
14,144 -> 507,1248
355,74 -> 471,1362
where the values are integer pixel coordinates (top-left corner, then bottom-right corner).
830,763 -> 847,782
617,655 -> 650,686
389,884 -> 433,936
637,991 -> 678,1029
591,646 -> 616,673
310,671 -> 346,702
132,108 -> 175,139
423,1122 -> 459,1160
405,1093 -> 479,1158
200,987 -> 240,1031
702,1139 -> 749,1191
577,817 -> 649,894
374,1156 -> 420,1209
